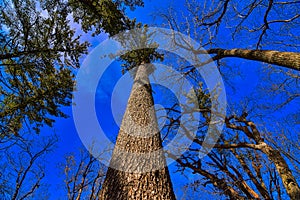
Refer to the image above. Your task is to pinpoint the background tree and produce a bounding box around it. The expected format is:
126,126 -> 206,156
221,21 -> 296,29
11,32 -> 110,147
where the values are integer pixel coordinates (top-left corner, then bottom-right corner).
0,0 -> 147,199
0,0 -> 88,136
0,134 -> 57,199
0,0 -> 143,137
62,147 -> 107,200
158,0 -> 300,199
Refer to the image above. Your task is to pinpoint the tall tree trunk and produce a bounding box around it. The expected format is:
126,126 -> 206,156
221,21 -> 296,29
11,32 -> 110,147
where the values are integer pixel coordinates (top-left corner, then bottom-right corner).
99,64 -> 176,200
198,48 -> 300,71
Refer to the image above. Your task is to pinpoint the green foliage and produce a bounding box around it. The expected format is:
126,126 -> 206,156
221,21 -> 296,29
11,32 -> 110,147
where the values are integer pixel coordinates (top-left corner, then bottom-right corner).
0,0 -> 148,136
69,0 -> 161,75
116,24 -> 164,75
0,0 -> 88,136
69,0 -> 140,36
114,0 -> 144,11
186,82 -> 211,110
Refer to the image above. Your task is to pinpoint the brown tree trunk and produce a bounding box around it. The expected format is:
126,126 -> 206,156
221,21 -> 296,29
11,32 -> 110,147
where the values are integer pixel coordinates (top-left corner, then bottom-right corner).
200,48 -> 300,71
224,118 -> 300,199
99,64 -> 176,200
257,142 -> 300,200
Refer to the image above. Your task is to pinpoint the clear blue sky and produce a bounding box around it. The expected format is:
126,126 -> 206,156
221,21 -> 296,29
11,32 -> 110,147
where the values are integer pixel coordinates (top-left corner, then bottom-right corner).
44,1 -> 261,199
15,0 -> 298,199
44,1 -> 207,199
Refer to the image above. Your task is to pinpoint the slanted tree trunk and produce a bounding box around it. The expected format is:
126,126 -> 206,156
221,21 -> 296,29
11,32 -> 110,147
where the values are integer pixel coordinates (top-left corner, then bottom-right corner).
197,48 -> 300,71
99,63 -> 176,200
225,118 -> 300,200
257,142 -> 300,200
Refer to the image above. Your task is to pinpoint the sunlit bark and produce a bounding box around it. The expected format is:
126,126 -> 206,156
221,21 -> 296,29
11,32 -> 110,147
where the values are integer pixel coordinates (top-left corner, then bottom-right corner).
99,64 -> 176,199
197,48 -> 300,71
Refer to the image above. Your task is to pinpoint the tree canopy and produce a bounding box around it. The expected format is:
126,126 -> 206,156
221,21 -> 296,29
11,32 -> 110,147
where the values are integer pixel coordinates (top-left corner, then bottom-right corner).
0,0 -> 144,136
0,0 -> 299,199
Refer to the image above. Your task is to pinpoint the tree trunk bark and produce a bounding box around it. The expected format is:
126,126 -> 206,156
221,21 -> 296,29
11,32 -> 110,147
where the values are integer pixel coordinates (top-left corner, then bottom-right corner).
258,142 -> 300,200
201,48 -> 300,71
225,118 -> 300,199
99,64 -> 176,200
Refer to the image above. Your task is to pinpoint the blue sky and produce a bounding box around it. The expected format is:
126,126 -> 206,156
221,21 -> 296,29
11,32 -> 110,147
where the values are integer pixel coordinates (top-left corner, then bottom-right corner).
2,0 -> 299,199
38,1 -> 264,199
40,1 -> 216,199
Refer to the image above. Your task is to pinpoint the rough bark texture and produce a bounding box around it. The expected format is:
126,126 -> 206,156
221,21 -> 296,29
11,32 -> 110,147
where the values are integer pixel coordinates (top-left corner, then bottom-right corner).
258,142 -> 300,200
99,64 -> 176,200
203,48 -> 300,71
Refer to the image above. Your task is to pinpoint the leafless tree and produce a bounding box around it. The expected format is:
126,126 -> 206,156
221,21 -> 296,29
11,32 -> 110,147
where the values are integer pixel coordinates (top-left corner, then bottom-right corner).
155,1 -> 300,199
0,134 -> 57,199
62,147 -> 107,200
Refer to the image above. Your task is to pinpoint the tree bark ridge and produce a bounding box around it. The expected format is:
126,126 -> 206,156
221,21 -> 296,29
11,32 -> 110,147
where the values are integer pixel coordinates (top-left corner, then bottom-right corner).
99,64 -> 176,200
